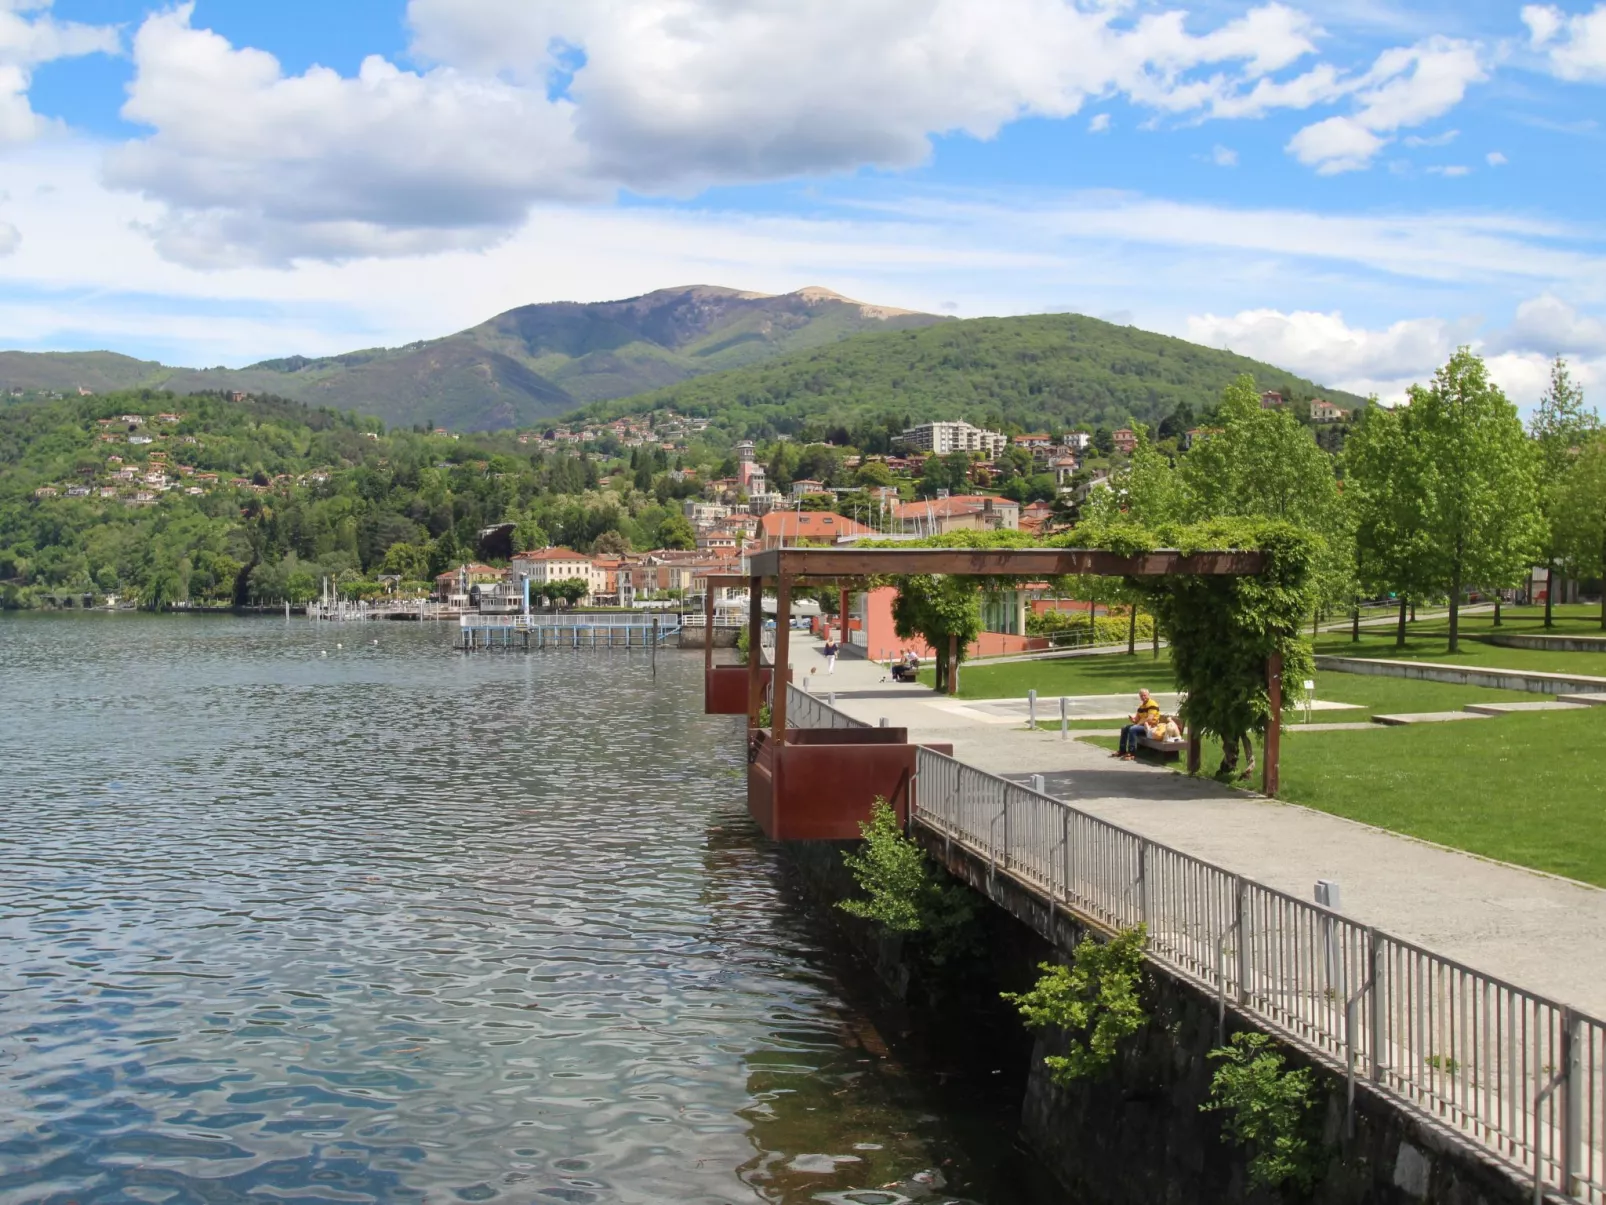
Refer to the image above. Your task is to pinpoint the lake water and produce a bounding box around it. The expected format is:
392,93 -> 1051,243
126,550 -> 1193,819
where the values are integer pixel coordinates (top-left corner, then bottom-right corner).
0,616 -> 1052,1205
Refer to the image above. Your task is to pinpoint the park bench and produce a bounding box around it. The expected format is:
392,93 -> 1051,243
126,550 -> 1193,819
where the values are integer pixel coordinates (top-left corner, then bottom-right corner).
1136,733 -> 1188,759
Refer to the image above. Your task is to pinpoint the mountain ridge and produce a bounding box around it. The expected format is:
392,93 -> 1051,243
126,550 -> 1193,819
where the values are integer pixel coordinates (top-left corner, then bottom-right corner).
0,285 -> 950,429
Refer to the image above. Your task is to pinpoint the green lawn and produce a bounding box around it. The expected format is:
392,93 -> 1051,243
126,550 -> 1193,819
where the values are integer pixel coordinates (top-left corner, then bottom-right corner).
1317,604 -> 1606,677
1088,707 -> 1606,886
939,655 -> 1551,719
929,652 -> 1170,700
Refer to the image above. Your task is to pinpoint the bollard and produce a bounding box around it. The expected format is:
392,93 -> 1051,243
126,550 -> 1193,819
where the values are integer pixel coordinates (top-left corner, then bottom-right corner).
1060,696 -> 1069,740
1030,773 -> 1046,795
879,717 -> 888,728
1028,689 -> 1037,730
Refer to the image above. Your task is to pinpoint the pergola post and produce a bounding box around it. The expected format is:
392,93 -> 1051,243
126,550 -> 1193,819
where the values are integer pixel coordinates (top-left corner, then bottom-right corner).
704,579 -> 716,676
1187,730 -> 1202,775
839,586 -> 851,646
746,575 -> 764,728
773,575 -> 793,741
1263,650 -> 1283,796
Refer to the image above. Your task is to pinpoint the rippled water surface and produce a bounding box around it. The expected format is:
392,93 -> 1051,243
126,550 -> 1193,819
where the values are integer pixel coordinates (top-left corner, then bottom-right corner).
1,616 -> 1045,1205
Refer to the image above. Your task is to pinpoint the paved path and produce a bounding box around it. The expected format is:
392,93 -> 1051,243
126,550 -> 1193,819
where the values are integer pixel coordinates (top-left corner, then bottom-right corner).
792,641 -> 1606,1018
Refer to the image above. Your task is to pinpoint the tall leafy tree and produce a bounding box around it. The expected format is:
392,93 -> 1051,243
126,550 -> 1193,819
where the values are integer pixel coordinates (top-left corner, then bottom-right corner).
1081,424 -> 1180,651
1409,349 -> 1542,652
1529,357 -> 1599,626
1180,375 -> 1353,622
1343,400 -> 1437,646
1552,433 -> 1606,630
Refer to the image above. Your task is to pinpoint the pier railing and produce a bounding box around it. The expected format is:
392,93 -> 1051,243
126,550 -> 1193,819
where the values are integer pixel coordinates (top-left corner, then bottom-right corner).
910,747 -> 1605,1203
786,684 -> 872,731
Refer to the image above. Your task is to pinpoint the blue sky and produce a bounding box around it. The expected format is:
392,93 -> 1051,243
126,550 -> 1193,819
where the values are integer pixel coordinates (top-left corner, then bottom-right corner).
1,0 -> 1604,405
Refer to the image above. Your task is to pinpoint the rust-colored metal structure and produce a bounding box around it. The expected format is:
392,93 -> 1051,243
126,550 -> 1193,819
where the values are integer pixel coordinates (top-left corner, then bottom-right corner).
708,546 -> 1282,840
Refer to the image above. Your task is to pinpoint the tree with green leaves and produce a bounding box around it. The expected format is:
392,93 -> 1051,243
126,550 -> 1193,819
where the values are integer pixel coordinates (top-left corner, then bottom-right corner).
1081,423 -> 1180,652
655,512 -> 696,551
1180,375 -> 1353,624
541,577 -> 590,609
1408,349 -> 1543,652
1552,433 -> 1606,630
1343,399 -> 1437,647
890,573 -> 983,693
1529,357 -> 1599,627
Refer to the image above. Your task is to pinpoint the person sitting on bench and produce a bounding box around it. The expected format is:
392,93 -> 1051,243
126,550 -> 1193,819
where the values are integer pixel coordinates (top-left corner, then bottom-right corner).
890,651 -> 920,682
1116,689 -> 1162,760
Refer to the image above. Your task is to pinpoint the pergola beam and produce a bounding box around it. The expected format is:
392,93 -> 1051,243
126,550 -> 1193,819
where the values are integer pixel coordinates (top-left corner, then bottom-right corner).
746,547 -> 1265,580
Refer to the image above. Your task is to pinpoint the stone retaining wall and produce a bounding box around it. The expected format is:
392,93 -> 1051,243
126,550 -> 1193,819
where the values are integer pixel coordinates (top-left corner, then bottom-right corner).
1315,655 -> 1606,695
1483,632 -> 1606,654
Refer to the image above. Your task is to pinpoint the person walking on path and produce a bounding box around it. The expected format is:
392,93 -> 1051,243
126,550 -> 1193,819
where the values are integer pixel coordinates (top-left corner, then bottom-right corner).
823,634 -> 839,674
1116,689 -> 1161,760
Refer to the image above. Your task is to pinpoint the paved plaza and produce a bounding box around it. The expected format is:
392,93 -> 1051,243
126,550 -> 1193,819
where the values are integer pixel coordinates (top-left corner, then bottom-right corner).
787,640 -> 1606,1018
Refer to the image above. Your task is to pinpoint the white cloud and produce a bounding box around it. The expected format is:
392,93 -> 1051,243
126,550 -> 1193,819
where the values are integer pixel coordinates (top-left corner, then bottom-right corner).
1211,144 -> 1238,166
101,0 -> 1477,265
1496,293 -> 1606,357
1425,164 -> 1470,176
0,216 -> 17,255
1186,301 -> 1606,405
1524,4 -> 1606,80
1487,150 -> 1507,165
1088,113 -> 1111,133
1285,37 -> 1485,172
1287,116 -> 1384,173
1402,129 -> 1458,147
0,0 -> 118,144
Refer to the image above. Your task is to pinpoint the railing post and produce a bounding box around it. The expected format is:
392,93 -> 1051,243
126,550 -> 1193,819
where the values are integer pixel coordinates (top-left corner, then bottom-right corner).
1369,929 -> 1386,1085
1235,879 -> 1250,1006
1137,841 -> 1149,929
1060,695 -> 1069,740
1563,1009 -> 1582,1198
1060,807 -> 1070,902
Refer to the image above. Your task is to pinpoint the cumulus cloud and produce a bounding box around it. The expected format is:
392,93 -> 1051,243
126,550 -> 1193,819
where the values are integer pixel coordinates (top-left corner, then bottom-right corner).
0,217 -> 18,255
1187,300 -> 1606,404
1487,150 -> 1507,165
102,0 -> 1493,265
1285,37 -> 1485,172
0,0 -> 118,144
1211,144 -> 1239,166
1523,4 -> 1606,80
1088,113 -> 1111,133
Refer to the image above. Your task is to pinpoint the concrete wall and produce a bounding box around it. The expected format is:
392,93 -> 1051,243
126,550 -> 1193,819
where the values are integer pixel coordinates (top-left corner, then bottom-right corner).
1315,655 -> 1606,695
1483,633 -> 1606,654
780,832 -> 1542,1205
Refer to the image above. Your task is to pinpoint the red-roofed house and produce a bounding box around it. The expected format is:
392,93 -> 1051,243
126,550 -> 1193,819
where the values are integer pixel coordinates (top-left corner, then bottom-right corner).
1112,428 -> 1137,455
757,511 -> 873,550
892,495 -> 1019,536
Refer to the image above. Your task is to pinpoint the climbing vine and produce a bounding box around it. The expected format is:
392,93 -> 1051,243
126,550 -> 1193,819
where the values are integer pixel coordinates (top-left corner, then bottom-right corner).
838,800 -> 977,964
1070,517 -> 1319,773
1202,1031 -> 1322,1191
1003,926 -> 1148,1082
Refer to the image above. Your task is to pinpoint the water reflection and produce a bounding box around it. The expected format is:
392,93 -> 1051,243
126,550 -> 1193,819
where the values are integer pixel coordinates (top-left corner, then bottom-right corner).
0,617 -> 1042,1204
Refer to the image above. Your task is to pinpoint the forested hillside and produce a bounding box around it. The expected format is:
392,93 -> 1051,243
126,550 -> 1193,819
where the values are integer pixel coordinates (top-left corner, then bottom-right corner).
571,313 -> 1366,440
0,391 -> 706,608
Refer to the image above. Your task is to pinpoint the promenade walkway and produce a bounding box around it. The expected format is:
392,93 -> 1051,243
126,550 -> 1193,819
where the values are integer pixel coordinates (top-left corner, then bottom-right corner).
790,641 -> 1606,1019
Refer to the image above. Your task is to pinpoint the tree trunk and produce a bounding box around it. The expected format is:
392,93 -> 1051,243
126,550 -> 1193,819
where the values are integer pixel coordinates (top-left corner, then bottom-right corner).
1493,595 -> 1501,627
1396,597 -> 1408,648
1127,603 -> 1137,656
1352,603 -> 1360,643
1448,557 -> 1462,653
1545,561 -> 1556,629
1152,615 -> 1160,659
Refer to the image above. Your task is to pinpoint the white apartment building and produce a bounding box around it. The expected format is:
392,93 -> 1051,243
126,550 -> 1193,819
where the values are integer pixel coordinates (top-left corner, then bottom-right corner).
898,421 -> 1008,458
509,548 -> 603,604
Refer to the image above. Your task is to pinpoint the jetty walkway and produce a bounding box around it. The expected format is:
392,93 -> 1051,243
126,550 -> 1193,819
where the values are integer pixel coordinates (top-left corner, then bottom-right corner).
794,641 -> 1606,1018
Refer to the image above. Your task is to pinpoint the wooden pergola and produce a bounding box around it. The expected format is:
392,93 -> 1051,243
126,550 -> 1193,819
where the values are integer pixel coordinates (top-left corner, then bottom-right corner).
706,546 -> 1290,795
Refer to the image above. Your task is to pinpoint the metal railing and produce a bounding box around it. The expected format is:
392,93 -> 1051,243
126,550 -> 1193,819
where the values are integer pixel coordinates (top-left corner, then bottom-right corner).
785,684 -> 871,731
913,746 -> 1605,1203
459,612 -> 682,630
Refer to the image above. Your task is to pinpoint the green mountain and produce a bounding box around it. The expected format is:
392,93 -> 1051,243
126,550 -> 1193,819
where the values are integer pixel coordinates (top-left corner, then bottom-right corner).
0,286 -> 949,431
570,312 -> 1369,439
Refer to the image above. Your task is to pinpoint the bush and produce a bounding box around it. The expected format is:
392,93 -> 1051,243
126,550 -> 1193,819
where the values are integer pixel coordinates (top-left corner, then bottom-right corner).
1027,609 -> 1155,644
1003,926 -> 1148,1082
839,800 -> 978,964
1202,1031 -> 1321,1191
